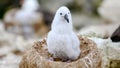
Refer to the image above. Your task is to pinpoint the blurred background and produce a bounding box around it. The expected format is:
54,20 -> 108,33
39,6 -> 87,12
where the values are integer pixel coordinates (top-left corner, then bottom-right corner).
0,0 -> 119,68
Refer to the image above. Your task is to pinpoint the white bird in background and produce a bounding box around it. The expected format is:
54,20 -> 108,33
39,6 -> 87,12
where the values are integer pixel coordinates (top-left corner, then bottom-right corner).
3,0 -> 54,39
15,0 -> 41,24
47,6 -> 80,61
13,0 -> 40,39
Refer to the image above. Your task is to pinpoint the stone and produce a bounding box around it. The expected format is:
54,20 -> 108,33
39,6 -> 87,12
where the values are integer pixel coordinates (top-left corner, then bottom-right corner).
79,24 -> 119,39
0,23 -> 35,68
111,25 -> 120,42
98,0 -> 120,23
0,53 -> 22,68
89,37 -> 120,68
0,28 -> 33,56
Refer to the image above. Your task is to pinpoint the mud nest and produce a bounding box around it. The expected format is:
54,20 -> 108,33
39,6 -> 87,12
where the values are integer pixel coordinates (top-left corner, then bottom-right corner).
19,35 -> 102,68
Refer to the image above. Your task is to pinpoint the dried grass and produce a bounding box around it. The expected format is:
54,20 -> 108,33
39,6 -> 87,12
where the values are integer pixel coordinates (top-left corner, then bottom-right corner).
19,35 -> 102,68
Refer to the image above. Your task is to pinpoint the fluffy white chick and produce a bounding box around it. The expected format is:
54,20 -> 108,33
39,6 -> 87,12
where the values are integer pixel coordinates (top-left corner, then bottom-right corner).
47,6 -> 80,61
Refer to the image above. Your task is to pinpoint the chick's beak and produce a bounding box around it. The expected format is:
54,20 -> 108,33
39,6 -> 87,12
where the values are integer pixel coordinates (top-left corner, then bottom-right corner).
64,14 -> 69,23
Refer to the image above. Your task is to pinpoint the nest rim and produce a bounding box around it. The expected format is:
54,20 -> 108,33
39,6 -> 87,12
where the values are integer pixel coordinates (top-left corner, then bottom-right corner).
20,35 -> 102,68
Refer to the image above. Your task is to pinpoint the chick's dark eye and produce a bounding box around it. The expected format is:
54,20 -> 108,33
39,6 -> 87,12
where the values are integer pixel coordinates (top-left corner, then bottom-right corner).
60,13 -> 62,15
68,12 -> 70,14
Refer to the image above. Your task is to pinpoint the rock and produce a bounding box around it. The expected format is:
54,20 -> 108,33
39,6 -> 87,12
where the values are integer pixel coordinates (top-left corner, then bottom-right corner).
19,36 -> 101,68
0,28 -> 33,56
0,23 -> 36,68
79,25 -> 109,38
111,25 -> 120,42
72,13 -> 104,30
0,53 -> 22,68
89,37 -> 120,68
98,0 -> 120,23
79,23 -> 119,38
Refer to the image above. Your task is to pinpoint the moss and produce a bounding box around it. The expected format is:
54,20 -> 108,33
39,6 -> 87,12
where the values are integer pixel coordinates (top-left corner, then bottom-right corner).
66,0 -> 102,16
110,60 -> 120,68
66,1 -> 82,12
